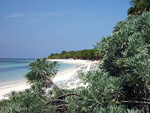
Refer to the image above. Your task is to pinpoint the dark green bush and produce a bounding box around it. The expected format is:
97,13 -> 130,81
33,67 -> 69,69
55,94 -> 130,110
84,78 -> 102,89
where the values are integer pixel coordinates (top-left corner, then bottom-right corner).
0,90 -> 55,113
100,11 -> 150,101
66,70 -> 141,113
48,49 -> 100,60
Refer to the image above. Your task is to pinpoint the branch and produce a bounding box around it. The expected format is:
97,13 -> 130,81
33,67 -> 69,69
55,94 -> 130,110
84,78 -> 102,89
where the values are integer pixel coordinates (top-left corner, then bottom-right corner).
121,100 -> 150,105
143,98 -> 150,101
55,104 -> 68,108
58,93 -> 81,99
45,100 -> 69,105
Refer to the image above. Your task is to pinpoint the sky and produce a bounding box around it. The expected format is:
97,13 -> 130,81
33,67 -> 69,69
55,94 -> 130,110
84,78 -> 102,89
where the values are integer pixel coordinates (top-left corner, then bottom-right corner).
0,0 -> 131,58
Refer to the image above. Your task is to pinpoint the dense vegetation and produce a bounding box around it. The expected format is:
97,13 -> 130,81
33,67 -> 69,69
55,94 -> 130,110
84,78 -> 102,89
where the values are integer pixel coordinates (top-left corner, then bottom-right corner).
128,0 -> 150,15
1,1 -> 150,112
24,58 -> 59,89
48,49 -> 100,60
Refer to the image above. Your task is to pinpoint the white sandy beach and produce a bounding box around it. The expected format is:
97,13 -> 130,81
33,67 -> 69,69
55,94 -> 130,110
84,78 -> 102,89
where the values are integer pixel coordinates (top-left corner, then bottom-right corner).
48,59 -> 92,64
0,59 -> 93,100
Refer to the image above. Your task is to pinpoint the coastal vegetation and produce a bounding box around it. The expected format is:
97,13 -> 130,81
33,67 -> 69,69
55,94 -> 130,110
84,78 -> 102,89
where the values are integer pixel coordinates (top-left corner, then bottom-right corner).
1,0 -> 150,112
24,58 -> 59,89
128,0 -> 150,15
48,49 -> 100,60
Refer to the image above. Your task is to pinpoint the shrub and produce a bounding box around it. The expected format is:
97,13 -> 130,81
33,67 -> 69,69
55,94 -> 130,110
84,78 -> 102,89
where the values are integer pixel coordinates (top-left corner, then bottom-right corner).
100,11 -> 150,101
0,90 -> 55,113
24,58 -> 59,89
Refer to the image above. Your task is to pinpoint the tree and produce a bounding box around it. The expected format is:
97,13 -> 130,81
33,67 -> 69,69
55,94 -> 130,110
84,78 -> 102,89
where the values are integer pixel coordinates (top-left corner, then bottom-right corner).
47,49 -> 99,60
24,58 -> 59,89
128,0 -> 150,15
61,51 -> 67,54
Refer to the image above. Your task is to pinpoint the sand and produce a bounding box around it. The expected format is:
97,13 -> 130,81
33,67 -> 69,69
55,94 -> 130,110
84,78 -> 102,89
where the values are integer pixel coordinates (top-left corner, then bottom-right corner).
48,59 -> 92,64
0,59 -> 93,100
0,82 -> 30,100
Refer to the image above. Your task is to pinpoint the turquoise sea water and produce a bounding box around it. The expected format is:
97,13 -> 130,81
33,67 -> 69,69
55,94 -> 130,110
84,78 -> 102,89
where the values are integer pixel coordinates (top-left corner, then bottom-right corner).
0,58 -> 77,86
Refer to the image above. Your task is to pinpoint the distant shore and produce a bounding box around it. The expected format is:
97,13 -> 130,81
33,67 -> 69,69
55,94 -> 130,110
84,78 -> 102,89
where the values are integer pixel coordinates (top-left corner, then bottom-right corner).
0,59 -> 93,100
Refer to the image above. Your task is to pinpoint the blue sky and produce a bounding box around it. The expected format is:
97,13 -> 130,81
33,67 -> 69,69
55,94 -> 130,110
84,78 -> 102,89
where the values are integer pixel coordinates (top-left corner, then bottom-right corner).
0,0 -> 131,58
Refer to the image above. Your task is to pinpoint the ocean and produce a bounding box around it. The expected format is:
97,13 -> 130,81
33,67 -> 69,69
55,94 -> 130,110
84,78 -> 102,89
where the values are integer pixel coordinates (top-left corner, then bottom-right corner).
0,58 -> 77,86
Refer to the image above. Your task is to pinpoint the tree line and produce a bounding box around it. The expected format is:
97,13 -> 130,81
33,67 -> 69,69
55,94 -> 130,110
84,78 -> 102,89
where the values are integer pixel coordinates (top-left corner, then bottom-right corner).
48,49 -> 101,60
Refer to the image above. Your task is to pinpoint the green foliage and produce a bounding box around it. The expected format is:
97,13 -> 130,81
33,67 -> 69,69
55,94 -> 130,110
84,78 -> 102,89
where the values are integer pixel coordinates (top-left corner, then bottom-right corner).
25,58 -> 59,81
48,49 -> 100,60
65,70 -> 142,113
0,89 -> 55,113
88,11 -> 150,112
94,36 -> 111,58
100,11 -> 150,101
128,0 -> 150,15
24,58 -> 59,88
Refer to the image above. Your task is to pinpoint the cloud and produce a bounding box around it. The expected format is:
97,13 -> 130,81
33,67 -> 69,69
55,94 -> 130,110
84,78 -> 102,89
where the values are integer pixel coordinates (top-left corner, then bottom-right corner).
7,12 -> 60,18
7,14 -> 26,18
33,12 -> 60,16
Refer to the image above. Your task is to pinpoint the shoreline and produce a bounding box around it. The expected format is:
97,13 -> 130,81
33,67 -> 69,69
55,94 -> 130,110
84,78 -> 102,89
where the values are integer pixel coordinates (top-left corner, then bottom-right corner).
0,59 -> 78,87
47,59 -> 92,64
0,59 -> 93,100
0,79 -> 27,88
